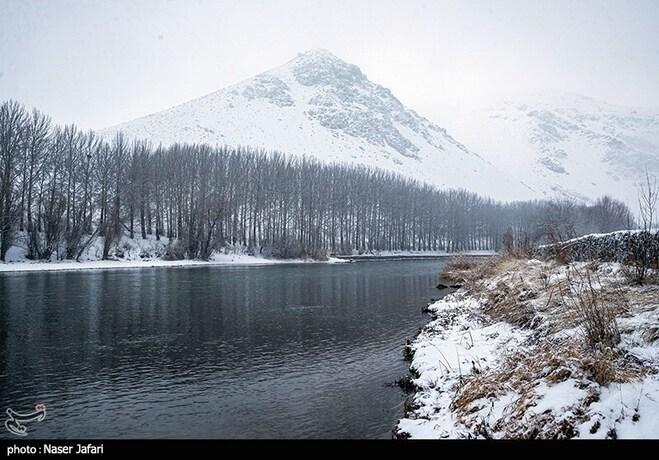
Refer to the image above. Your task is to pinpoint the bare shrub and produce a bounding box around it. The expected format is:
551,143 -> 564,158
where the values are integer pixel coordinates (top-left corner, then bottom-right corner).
629,171 -> 659,283
638,171 -> 657,233
162,240 -> 186,260
559,267 -> 625,350
260,236 -> 327,260
581,349 -> 617,385
625,230 -> 659,284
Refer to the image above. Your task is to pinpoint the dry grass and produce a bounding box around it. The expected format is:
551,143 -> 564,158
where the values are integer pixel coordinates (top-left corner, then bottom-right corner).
440,255 -> 506,287
452,340 -> 643,409
558,267 -> 627,351
470,257 -> 549,327
439,256 -> 484,285
434,255 -> 656,438
482,278 -> 538,328
442,256 -> 559,328
442,256 -> 483,273
443,256 -> 632,344
451,340 -> 580,416
442,256 -> 528,299
626,284 -> 659,307
449,338 -> 645,438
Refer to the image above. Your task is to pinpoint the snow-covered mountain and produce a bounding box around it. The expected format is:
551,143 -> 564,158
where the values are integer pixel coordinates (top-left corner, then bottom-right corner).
101,49 -> 533,201
444,92 -> 659,207
103,51 -> 657,206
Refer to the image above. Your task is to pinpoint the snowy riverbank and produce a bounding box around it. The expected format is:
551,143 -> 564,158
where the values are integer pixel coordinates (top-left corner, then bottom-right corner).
396,257 -> 659,439
0,231 -> 496,273
0,233 -> 346,273
0,254 -> 348,273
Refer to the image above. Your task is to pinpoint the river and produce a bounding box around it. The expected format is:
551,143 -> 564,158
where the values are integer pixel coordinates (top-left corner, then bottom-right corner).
0,259 -> 445,439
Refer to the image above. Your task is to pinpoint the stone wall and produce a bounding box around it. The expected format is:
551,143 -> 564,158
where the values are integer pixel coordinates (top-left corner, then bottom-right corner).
537,230 -> 659,265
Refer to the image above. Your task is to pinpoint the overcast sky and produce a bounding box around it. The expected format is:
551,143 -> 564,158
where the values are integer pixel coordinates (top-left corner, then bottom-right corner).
1,0 -> 659,129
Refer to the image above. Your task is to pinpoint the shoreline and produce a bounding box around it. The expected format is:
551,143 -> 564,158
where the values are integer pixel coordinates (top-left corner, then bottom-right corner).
0,254 -> 348,273
395,256 -> 659,439
0,250 -> 494,273
334,250 -> 495,262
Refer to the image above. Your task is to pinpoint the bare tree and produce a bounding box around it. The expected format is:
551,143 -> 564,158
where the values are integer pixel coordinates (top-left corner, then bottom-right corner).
0,101 -> 27,260
629,171 -> 659,283
22,109 -> 51,258
639,170 -> 658,232
0,99 -> 642,263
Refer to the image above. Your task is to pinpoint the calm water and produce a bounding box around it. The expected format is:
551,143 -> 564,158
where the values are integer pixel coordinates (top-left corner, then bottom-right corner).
0,260 -> 444,439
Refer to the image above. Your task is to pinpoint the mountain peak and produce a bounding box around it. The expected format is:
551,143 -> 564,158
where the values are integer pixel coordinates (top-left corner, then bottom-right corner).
287,49 -> 365,87
101,50 -> 534,202
295,48 -> 339,60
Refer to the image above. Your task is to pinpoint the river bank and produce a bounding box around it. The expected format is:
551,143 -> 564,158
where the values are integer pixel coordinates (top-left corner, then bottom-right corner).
0,231 -> 492,273
395,255 -> 659,439
334,250 -> 494,262
0,254 -> 350,273
0,232 -> 350,273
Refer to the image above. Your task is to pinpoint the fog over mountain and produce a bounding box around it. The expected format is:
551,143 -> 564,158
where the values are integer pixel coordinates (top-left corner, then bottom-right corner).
444,91 -> 659,207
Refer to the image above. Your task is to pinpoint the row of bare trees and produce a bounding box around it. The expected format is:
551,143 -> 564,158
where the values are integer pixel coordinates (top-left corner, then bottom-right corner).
0,100 -> 636,261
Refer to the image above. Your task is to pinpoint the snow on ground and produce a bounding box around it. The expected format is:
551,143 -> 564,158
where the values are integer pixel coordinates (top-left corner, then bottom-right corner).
397,294 -> 532,438
0,255 -> 344,273
396,292 -> 533,439
0,232 -> 346,273
576,377 -> 659,439
396,257 -> 659,439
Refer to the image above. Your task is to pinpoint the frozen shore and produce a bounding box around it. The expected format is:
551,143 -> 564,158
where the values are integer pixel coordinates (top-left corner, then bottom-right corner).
395,257 -> 659,439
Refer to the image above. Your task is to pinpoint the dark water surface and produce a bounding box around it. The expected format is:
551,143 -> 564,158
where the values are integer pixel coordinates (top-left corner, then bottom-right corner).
0,260 -> 444,439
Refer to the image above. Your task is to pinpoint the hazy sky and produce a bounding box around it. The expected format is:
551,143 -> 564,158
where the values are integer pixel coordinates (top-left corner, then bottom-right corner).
2,0 -> 659,129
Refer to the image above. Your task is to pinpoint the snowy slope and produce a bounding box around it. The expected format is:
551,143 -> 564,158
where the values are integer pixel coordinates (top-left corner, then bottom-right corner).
101,49 -> 533,201
444,92 -> 659,206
